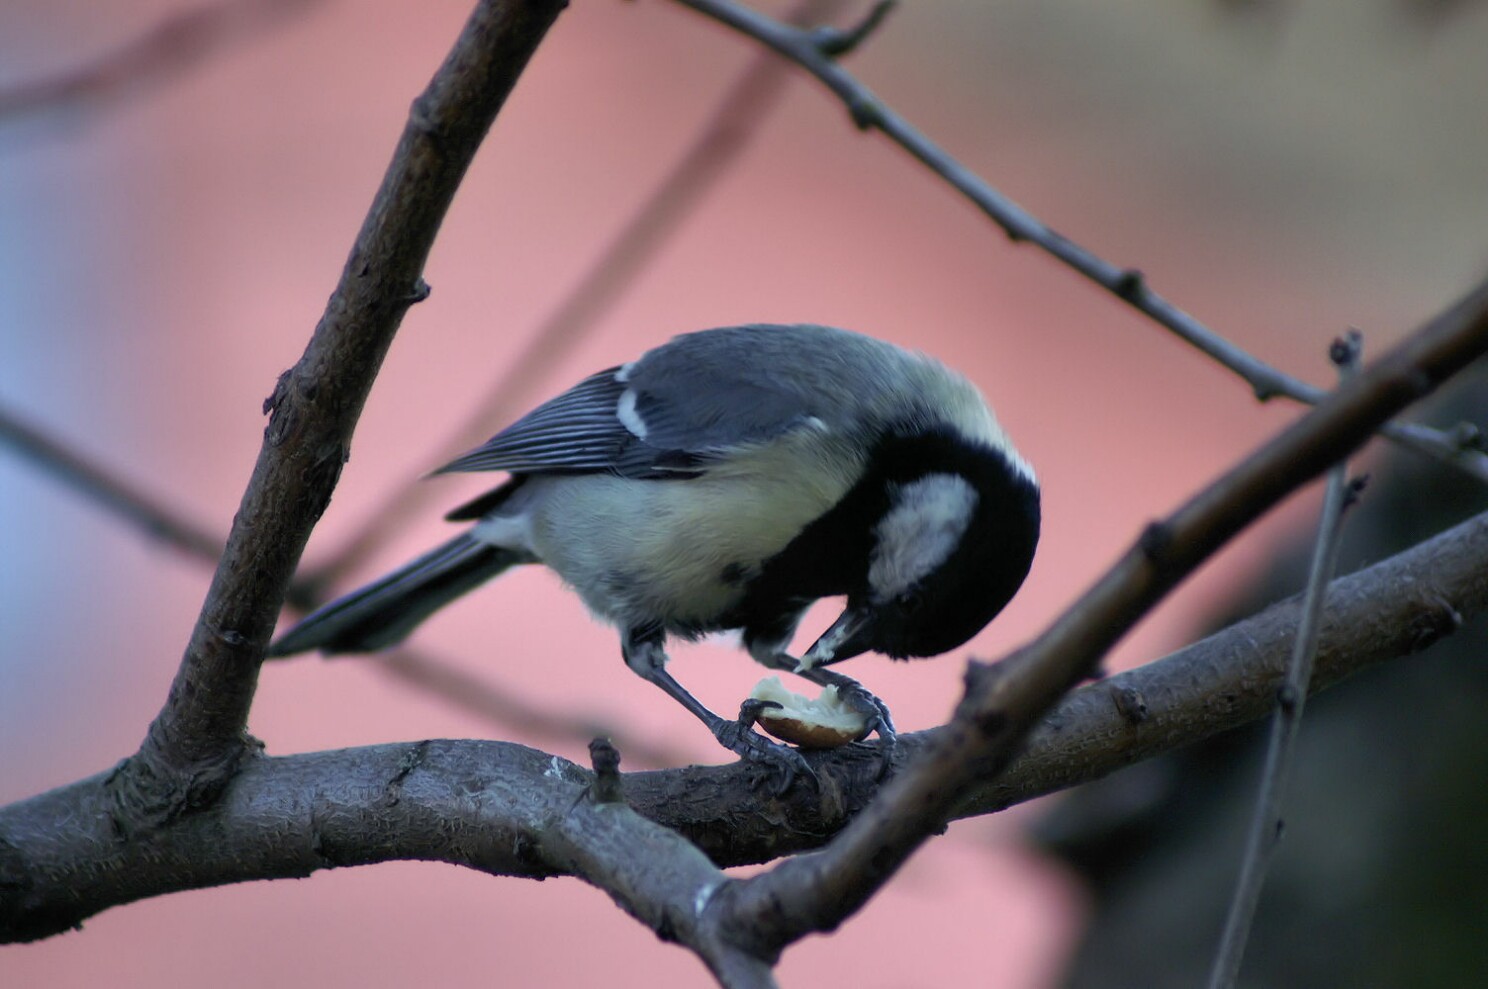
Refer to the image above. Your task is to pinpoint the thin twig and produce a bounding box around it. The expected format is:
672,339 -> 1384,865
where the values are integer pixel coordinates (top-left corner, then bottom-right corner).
669,0 -> 1488,483
304,0 -> 848,589
0,0 -> 318,125
1206,333 -> 1363,989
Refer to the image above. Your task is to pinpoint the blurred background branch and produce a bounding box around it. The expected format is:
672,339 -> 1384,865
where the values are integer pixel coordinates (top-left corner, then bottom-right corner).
0,400 -> 225,565
0,0 -> 318,125
674,0 -> 1488,483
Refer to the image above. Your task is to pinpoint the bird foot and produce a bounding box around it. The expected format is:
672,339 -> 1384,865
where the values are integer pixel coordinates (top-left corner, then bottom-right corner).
715,699 -> 819,795
811,672 -> 898,780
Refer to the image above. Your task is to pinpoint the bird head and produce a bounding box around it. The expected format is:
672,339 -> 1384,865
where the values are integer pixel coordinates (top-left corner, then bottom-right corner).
801,432 -> 1040,668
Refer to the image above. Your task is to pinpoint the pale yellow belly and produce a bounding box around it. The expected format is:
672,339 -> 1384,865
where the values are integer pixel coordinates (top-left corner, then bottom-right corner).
520,435 -> 863,629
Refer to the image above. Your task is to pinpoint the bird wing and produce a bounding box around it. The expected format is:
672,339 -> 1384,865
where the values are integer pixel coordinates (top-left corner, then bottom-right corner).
435,329 -> 836,480
436,367 -> 643,475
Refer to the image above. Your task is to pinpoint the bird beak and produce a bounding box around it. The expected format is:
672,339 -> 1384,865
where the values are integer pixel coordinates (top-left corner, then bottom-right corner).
798,607 -> 873,671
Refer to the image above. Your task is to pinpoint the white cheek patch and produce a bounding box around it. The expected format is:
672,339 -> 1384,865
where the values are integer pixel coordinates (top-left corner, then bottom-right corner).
868,473 -> 978,601
617,388 -> 647,440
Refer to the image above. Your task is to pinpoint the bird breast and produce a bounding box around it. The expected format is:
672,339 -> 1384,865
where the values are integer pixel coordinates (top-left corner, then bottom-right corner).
517,429 -> 865,632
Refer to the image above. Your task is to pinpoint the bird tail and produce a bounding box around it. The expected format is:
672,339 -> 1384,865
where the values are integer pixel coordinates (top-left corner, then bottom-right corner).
268,533 -> 528,656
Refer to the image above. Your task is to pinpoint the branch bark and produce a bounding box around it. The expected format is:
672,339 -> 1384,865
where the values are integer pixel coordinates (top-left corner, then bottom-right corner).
4,504 -> 1485,944
104,0 -> 567,834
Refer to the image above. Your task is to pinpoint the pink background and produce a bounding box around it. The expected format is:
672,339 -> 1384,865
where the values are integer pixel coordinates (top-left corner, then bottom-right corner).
4,1 -> 1486,986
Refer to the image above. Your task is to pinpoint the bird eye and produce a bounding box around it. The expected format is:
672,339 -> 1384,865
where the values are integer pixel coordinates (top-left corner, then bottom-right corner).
900,587 -> 928,615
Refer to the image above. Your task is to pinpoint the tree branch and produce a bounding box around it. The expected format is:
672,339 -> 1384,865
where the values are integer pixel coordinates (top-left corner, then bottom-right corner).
669,0 -> 1488,483
6,4 -> 1488,979
541,743 -> 775,989
104,0 -> 567,834
5,500 -> 1485,944
704,276 -> 1488,959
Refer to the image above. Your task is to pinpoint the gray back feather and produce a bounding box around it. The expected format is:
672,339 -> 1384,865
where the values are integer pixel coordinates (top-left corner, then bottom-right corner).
436,324 -> 1007,479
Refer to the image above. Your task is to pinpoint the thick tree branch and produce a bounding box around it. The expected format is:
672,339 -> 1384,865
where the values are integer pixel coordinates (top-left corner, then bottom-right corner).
105,0 -> 567,833
960,507 -> 1481,816
5,503 -> 1485,944
706,277 -> 1488,958
670,0 -> 1488,483
542,744 -> 774,989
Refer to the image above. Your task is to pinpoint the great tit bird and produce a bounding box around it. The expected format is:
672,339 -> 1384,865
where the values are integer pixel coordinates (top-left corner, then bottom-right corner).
269,324 -> 1040,786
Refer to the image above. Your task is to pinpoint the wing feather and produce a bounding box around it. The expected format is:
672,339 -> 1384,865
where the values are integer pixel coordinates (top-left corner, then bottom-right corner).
434,326 -> 901,480
436,368 -> 640,475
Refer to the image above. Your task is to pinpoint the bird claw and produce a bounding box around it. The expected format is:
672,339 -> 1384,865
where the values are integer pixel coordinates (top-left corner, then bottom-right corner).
715,699 -> 819,795
820,676 -> 898,780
